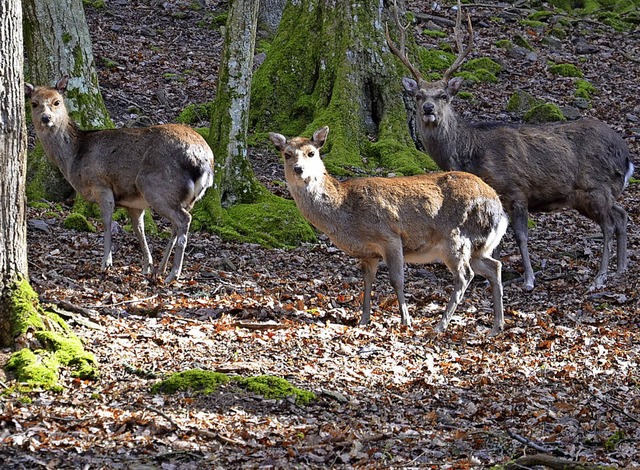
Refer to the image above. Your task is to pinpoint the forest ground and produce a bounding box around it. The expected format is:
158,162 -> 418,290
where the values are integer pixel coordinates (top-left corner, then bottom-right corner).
1,0 -> 640,468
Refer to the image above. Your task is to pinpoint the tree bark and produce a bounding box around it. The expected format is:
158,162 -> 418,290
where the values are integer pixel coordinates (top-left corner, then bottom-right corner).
0,0 -> 28,345
250,0 -> 434,177
207,0 -> 261,208
258,0 -> 286,37
23,0 -> 112,201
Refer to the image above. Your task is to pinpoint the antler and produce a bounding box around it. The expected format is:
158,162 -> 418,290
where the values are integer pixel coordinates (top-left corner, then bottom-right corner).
442,0 -> 474,82
385,0 -> 423,83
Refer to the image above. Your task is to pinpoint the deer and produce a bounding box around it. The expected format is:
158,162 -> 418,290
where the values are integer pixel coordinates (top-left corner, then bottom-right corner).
270,126 -> 509,336
386,3 -> 634,291
25,77 -> 215,283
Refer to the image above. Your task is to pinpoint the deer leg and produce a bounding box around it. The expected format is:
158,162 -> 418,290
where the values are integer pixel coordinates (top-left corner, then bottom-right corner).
159,208 -> 191,283
97,191 -> 116,271
436,248 -> 474,333
510,205 -> 535,291
384,245 -> 411,326
127,208 -> 153,275
359,258 -> 379,326
612,203 -> 628,273
470,256 -> 504,337
594,216 -> 615,288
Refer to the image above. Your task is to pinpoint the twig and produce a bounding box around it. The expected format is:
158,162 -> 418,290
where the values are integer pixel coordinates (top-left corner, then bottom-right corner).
589,389 -> 640,424
233,321 -> 288,331
506,454 -> 604,470
91,294 -> 159,308
622,52 -> 640,64
144,405 -> 182,431
506,429 -> 568,457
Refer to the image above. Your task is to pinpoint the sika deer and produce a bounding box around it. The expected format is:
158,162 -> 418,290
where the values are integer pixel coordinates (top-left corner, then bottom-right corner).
270,127 -> 508,336
26,77 -> 214,283
386,4 -> 634,290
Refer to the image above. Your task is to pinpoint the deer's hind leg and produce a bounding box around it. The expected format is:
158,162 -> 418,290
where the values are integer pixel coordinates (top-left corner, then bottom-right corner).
470,255 -> 504,337
612,203 -> 628,274
127,207 -> 153,275
435,241 -> 474,333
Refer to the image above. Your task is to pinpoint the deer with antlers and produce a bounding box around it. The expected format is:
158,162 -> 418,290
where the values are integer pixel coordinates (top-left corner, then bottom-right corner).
386,2 -> 634,291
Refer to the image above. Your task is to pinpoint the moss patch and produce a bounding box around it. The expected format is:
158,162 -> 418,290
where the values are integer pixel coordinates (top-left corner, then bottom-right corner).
192,188 -> 317,248
524,103 -> 566,123
549,63 -> 583,78
575,79 -> 597,99
177,102 -> 215,124
63,213 -> 96,233
236,375 -> 316,405
3,278 -> 98,389
507,90 -> 543,113
151,369 -> 230,394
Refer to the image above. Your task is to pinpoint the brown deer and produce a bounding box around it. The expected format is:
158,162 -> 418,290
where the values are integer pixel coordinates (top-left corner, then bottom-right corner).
386,4 -> 634,291
26,77 -> 214,283
270,126 -> 508,336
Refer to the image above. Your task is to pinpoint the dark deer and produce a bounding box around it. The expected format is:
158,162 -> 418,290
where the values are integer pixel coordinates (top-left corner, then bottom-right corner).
26,77 -> 215,283
386,3 -> 634,290
270,127 -> 508,336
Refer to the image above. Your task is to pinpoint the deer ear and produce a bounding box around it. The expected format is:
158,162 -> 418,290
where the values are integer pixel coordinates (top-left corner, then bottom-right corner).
55,76 -> 69,93
25,83 -> 35,98
269,132 -> 287,152
312,126 -> 329,149
402,77 -> 419,96
446,77 -> 464,96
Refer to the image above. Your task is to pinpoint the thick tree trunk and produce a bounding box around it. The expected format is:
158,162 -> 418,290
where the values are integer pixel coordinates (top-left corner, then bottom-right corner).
207,0 -> 261,208
250,0 -> 435,177
23,0 -> 112,202
0,0 -> 29,346
258,0 -> 286,37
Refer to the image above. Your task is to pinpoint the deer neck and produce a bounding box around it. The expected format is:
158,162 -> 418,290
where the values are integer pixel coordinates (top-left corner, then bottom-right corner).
289,171 -> 346,231
418,110 -> 472,172
37,118 -> 82,180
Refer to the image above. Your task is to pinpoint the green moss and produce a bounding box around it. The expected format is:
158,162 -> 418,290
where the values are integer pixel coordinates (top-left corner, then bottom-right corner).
457,91 -> 474,100
528,11 -> 556,21
507,90 -> 543,113
514,34 -> 534,51
422,29 -> 447,38
519,19 -> 546,28
63,213 -> 96,233
575,79 -> 597,99
549,63 -> 584,77
82,0 -> 105,7
26,142 -> 74,203
604,430 -> 625,450
193,188 -> 317,248
7,278 -> 44,338
177,102 -> 215,124
495,39 -> 513,50
6,349 -> 60,391
151,369 -> 230,394
35,330 -> 97,380
364,139 -> 438,176
236,375 -> 316,405
462,57 -> 502,74
417,48 -> 456,73
524,103 -> 566,123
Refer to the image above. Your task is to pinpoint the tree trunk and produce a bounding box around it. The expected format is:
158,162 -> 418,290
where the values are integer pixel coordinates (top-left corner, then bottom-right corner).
250,0 -> 436,177
0,0 -> 29,346
23,0 -> 112,202
208,0 -> 261,208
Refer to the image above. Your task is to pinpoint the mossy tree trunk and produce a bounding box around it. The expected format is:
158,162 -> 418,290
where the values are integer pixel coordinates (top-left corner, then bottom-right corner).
1,0 -> 97,387
195,0 -> 317,248
207,0 -> 262,209
0,0 -> 29,345
23,0 -> 113,202
250,0 -> 436,177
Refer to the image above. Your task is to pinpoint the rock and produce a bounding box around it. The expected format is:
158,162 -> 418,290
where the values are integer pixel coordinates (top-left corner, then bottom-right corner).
626,113 -> 639,123
572,98 -> 590,110
542,36 -> 563,51
28,219 -> 51,233
574,37 -> 598,54
560,106 -> 582,120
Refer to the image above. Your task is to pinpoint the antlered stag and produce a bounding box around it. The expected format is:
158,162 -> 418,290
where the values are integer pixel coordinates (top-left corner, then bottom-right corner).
270,126 -> 508,336
387,5 -> 634,290
26,77 -> 214,283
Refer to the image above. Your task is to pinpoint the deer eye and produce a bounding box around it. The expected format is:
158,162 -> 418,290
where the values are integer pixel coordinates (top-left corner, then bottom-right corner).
284,151 -> 293,160
436,92 -> 447,100
53,100 -> 61,106
31,101 -> 39,108
416,93 -> 425,102
307,151 -> 316,158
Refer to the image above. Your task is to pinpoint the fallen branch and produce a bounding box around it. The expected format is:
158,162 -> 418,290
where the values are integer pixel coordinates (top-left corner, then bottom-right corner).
506,454 -> 608,470
507,429 -> 561,455
589,389 -> 640,424
233,321 -> 288,331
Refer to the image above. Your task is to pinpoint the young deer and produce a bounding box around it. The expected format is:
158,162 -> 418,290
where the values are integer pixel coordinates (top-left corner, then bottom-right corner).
386,4 -> 634,291
270,127 -> 508,336
26,77 -> 214,283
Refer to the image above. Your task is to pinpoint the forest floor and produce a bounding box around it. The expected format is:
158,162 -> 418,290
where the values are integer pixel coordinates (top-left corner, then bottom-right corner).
2,0 -> 640,468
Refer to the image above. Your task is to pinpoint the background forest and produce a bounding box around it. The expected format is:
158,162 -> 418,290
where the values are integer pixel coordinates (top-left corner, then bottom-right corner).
1,0 -> 640,468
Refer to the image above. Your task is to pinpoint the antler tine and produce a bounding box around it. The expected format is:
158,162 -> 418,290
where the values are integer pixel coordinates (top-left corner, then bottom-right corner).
442,1 -> 474,82
385,0 -> 423,82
